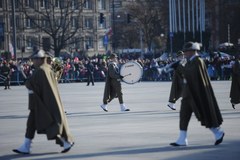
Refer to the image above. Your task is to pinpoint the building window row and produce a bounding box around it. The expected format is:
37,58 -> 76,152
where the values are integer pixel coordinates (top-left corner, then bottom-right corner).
0,0 -> 109,55
84,0 -> 107,10
0,0 -> 107,11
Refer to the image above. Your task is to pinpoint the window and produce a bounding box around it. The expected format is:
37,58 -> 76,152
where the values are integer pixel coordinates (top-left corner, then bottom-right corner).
55,0 -> 64,9
8,0 -> 20,9
16,16 -> 21,28
0,41 -> 3,49
57,17 -> 65,27
98,36 -> 105,49
71,17 -> 78,28
16,36 -> 22,50
15,0 -> 20,9
227,0 -> 240,4
72,37 -> 80,49
26,17 -> 34,28
85,36 -> 93,49
0,22 -> 4,43
10,16 -> 22,28
98,0 -> 106,10
71,0 -> 78,10
40,0 -> 45,8
42,18 -> 50,28
0,20 -> 3,48
84,0 -> 93,10
25,0 -> 34,8
26,36 -> 36,48
40,0 -> 49,9
55,0 -> 60,8
84,17 -> 93,29
0,0 -> 3,9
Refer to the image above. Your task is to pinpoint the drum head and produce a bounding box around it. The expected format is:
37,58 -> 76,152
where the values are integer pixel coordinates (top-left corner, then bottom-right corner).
120,61 -> 143,84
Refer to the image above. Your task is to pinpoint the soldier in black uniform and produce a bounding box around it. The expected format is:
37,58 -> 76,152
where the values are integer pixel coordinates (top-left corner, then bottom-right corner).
230,54 -> 240,109
170,42 -> 224,147
86,59 -> 95,86
100,53 -> 130,112
0,60 -> 11,89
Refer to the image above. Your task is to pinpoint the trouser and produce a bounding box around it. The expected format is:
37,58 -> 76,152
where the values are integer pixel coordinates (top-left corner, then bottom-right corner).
4,77 -> 10,88
25,110 -> 36,139
179,98 -> 193,130
113,83 -> 123,104
87,74 -> 94,85
103,82 -> 123,104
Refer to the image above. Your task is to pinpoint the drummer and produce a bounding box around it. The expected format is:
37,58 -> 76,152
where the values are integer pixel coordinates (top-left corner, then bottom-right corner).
100,53 -> 130,112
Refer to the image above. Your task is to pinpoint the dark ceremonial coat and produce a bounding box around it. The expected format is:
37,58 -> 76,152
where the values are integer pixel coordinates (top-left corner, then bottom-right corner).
182,56 -> 223,128
169,65 -> 184,103
103,61 -> 122,103
0,64 -> 11,77
25,59 -> 73,144
230,60 -> 240,104
0,63 -> 11,86
86,61 -> 95,75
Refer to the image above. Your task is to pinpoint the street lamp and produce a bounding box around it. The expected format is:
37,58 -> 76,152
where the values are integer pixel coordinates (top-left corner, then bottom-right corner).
112,0 -> 115,53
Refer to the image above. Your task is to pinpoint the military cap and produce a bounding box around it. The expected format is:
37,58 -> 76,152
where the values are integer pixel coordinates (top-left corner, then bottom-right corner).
109,53 -> 118,59
177,50 -> 184,57
183,41 -> 201,51
29,50 -> 50,59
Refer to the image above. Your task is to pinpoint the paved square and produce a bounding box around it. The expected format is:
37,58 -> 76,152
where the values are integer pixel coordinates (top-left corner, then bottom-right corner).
0,81 -> 239,160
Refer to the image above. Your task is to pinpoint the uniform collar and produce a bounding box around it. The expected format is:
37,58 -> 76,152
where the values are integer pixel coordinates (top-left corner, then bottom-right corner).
189,53 -> 199,61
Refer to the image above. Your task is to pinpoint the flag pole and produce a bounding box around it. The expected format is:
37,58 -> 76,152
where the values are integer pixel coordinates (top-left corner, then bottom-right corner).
11,0 -> 17,59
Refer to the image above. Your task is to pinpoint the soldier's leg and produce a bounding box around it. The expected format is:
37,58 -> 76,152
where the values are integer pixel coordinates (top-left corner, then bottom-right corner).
179,99 -> 193,131
115,83 -> 130,111
25,110 -> 36,139
13,110 -> 35,154
115,83 -> 123,104
170,98 -> 192,146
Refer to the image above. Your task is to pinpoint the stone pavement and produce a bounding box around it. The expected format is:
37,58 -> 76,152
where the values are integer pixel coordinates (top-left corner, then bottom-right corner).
0,81 -> 239,160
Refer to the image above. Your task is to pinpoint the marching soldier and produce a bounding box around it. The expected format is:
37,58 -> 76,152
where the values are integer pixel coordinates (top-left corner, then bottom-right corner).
100,53 -> 130,112
230,54 -> 240,109
13,50 -> 74,154
170,42 -> 224,146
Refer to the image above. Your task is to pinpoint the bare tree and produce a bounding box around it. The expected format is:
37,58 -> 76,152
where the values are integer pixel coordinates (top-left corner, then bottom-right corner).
125,0 -> 164,52
114,21 -> 139,49
19,0 -> 86,57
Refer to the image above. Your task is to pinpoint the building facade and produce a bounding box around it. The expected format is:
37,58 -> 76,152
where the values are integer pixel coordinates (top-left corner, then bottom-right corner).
0,0 -> 239,59
0,0 -> 112,58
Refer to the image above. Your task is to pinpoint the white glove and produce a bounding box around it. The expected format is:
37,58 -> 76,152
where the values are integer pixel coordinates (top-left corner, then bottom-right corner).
167,102 -> 176,110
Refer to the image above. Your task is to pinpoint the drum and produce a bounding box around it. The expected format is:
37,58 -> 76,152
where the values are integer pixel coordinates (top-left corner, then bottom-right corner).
120,61 -> 143,84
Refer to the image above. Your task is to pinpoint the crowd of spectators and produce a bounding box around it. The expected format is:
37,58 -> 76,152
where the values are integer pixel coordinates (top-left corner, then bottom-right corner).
0,51 -> 236,86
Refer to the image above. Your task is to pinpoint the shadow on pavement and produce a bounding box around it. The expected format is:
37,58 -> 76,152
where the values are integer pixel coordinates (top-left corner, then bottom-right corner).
2,140 -> 239,160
